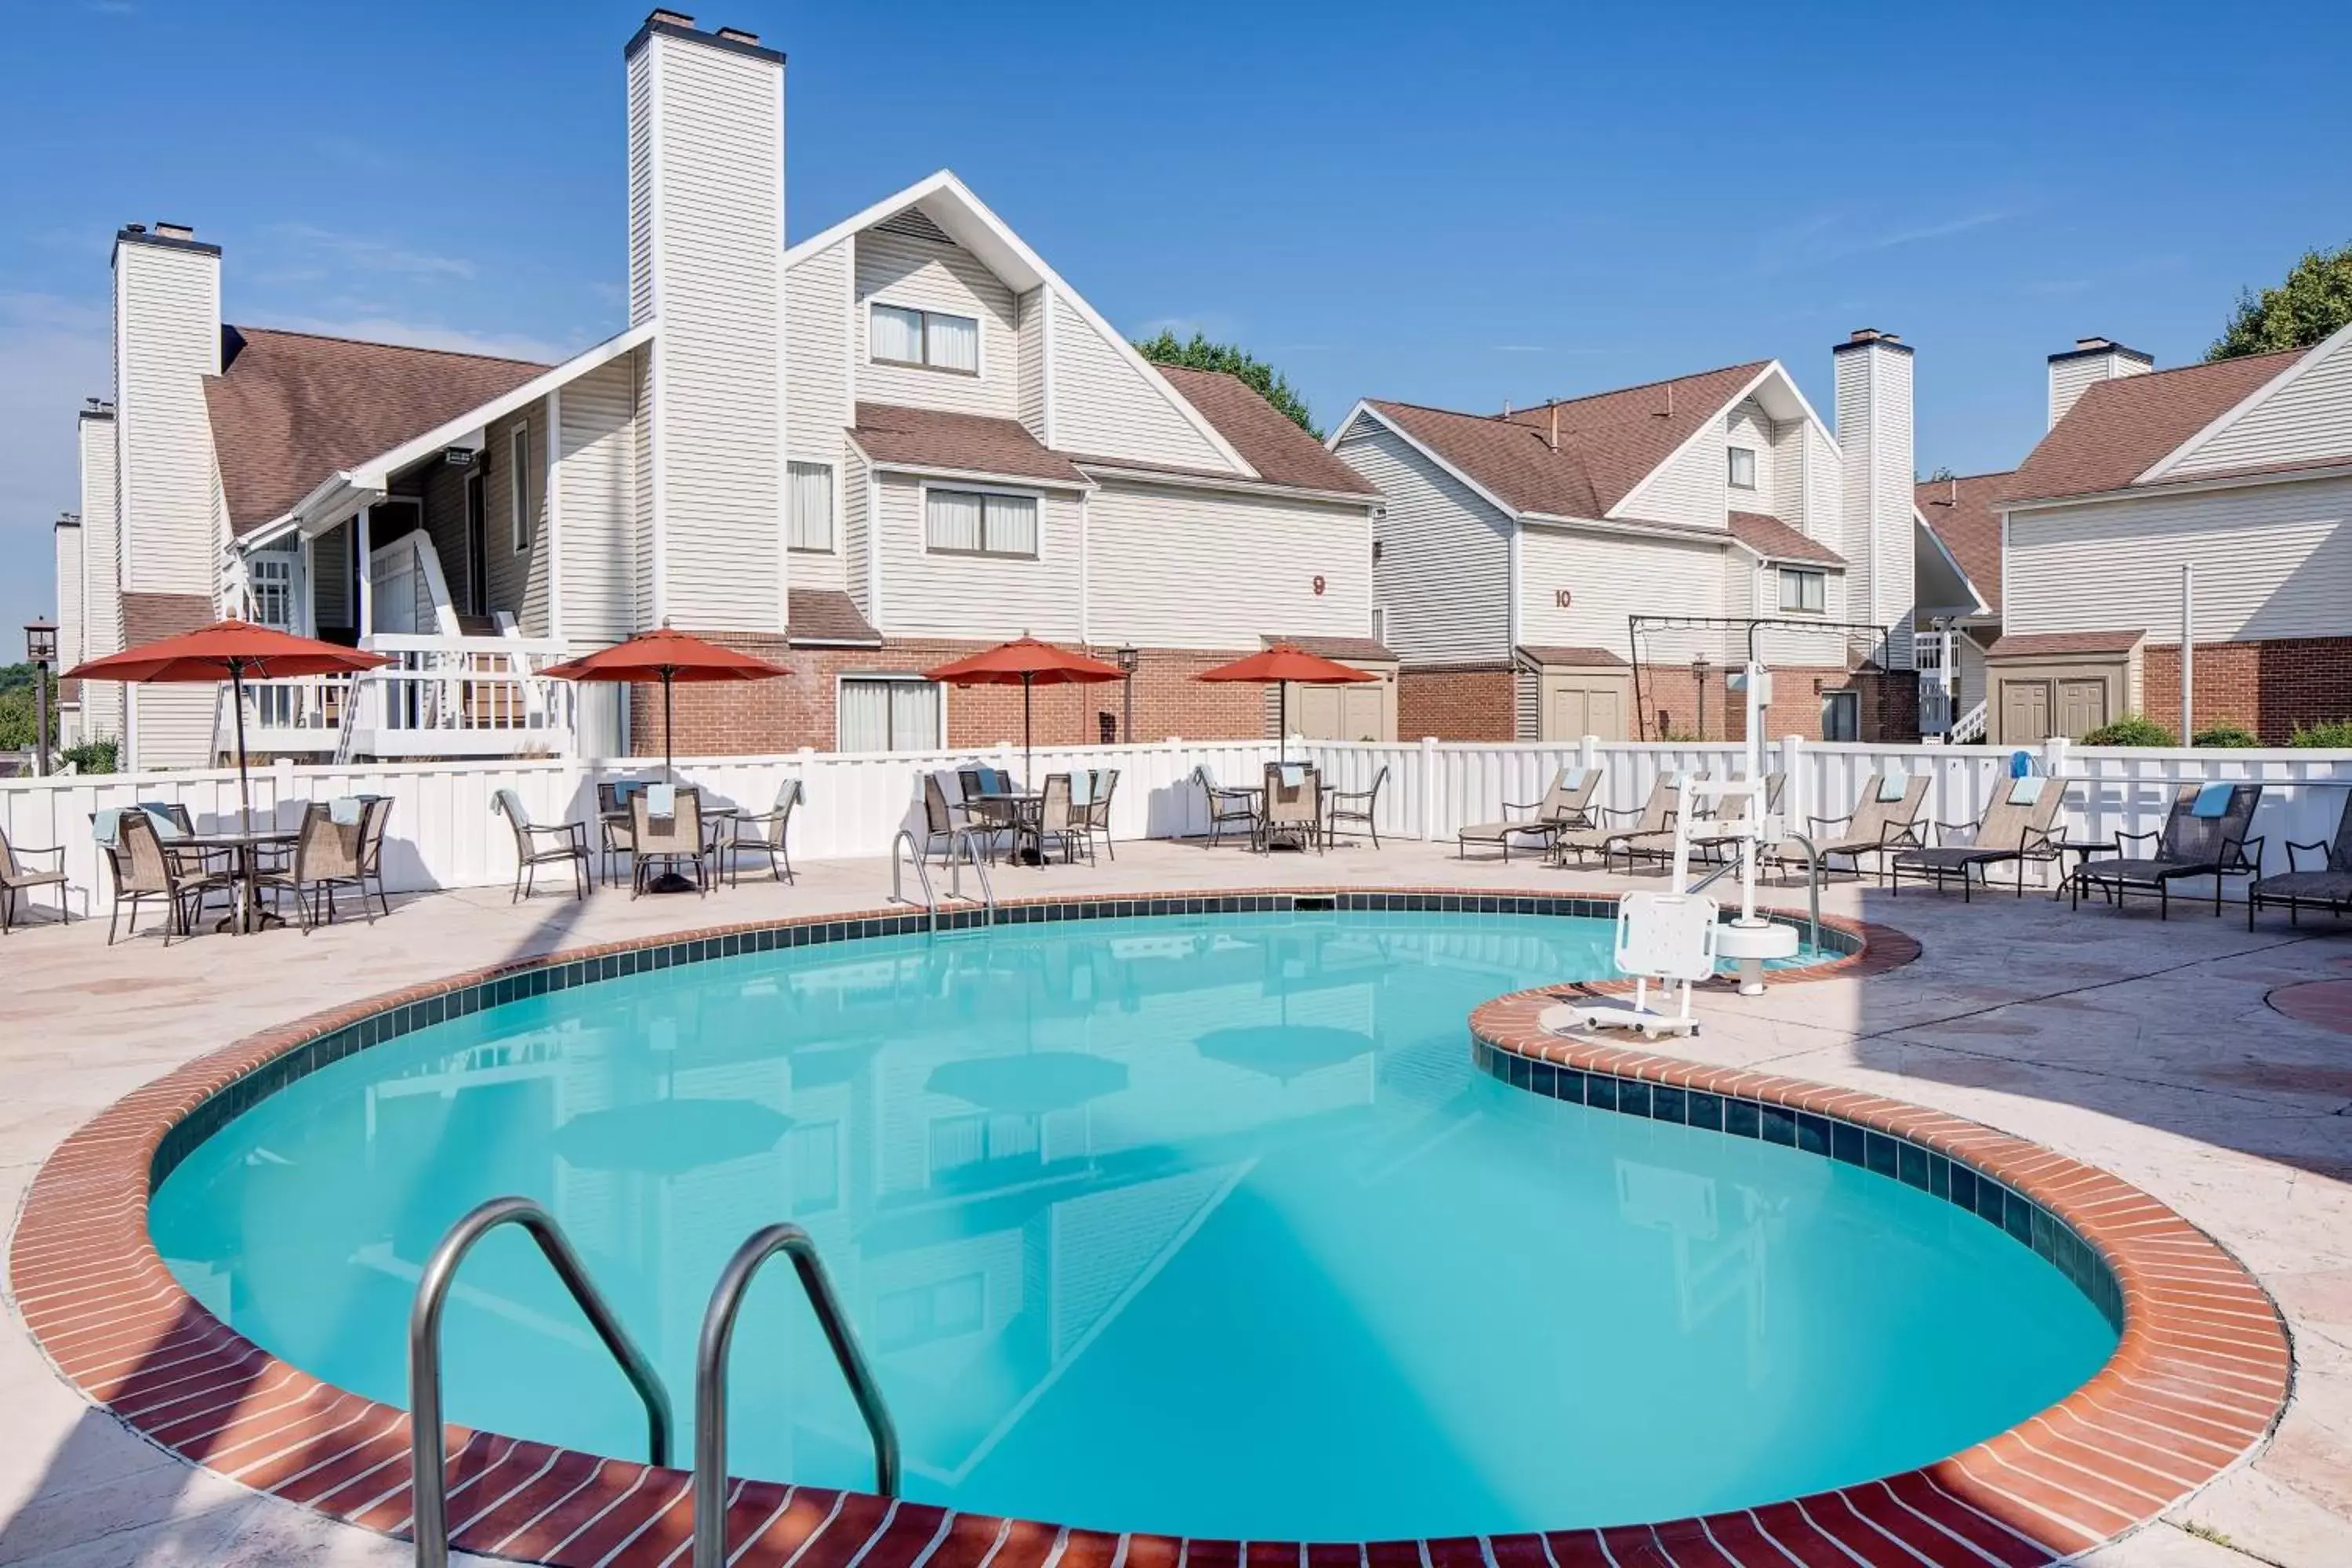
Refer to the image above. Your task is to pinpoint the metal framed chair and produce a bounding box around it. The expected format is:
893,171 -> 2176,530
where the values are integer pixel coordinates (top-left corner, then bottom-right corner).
0,824 -> 71,932
1036,773 -> 1090,865
724,779 -> 802,886
107,810 -> 230,946
2072,783 -> 2264,919
1259,764 -> 1323,853
356,795 -> 394,916
1197,765 -> 1258,848
1081,768 -> 1119,861
1324,765 -> 1387,848
495,787 -> 591,902
631,787 -> 710,898
255,800 -> 374,930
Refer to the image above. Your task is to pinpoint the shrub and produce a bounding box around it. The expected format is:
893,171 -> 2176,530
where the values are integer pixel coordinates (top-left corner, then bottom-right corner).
2191,724 -> 2259,748
2288,719 -> 2352,748
60,737 -> 119,774
2078,714 -> 2176,746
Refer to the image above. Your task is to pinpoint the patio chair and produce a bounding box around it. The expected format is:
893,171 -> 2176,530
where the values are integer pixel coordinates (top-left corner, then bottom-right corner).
723,779 -> 802,887
1766,771 -> 1929,881
1551,774 -> 1675,870
1196,765 -> 1259,848
1598,774 -> 1700,873
630,786 -> 710,898
254,800 -> 374,930
1887,774 -> 2069,900
1325,766 -> 1388,849
1458,766 -> 1599,861
596,779 -> 653,888
107,809 -> 231,946
1688,775 -> 1785,863
0,823 -> 72,932
1082,768 -> 1120,861
2248,789 -> 2352,929
2072,782 -> 2264,920
494,787 -> 591,902
924,772 -> 973,865
1259,763 -> 1323,853
356,795 -> 393,916
1036,774 -> 1091,865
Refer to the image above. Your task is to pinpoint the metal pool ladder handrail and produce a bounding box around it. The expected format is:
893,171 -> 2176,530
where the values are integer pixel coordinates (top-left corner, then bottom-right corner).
888,828 -> 936,924
694,1223 -> 900,1568
408,1196 -> 673,1568
946,825 -> 996,921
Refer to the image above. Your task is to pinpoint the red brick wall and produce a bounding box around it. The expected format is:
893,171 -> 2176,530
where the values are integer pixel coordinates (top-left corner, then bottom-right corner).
633,634 -> 1274,756
1628,663 -> 1912,742
1397,666 -> 1515,741
2143,637 -> 2352,744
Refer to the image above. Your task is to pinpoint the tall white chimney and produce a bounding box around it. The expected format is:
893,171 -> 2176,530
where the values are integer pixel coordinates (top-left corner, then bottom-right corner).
111,223 -> 221,601
76,398 -> 125,742
2047,336 -> 2151,430
1833,328 -> 1915,669
626,10 -> 786,634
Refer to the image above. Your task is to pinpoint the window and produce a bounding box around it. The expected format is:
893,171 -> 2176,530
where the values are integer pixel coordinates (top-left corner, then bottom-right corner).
870,301 -> 980,373
838,676 -> 943,752
1779,567 -> 1825,614
1727,445 -> 1757,490
926,488 -> 1038,557
1821,689 -> 1860,742
788,462 -> 834,552
508,423 -> 532,552
249,551 -> 294,630
1370,606 -> 1387,645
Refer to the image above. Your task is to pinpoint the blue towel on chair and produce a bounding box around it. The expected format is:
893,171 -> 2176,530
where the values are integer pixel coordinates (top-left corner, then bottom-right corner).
93,809 -> 123,846
1878,770 -> 1908,802
2191,781 -> 2235,818
136,801 -> 186,840
1278,763 -> 1307,788
2007,775 -> 2045,807
646,783 -> 677,818
329,796 -> 364,826
1070,770 -> 1094,806
613,779 -> 647,804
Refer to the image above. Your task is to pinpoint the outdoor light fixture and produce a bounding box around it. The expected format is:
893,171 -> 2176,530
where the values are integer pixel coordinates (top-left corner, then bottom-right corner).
1115,644 -> 1139,743
1690,653 -> 1711,742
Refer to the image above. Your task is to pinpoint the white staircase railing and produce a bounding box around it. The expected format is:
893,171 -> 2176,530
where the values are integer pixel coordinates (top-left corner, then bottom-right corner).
1948,699 -> 1988,744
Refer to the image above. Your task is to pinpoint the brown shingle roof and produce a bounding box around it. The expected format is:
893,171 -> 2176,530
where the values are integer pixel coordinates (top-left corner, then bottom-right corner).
1984,630 -> 2144,659
2004,349 -> 2307,504
1154,366 -> 1376,495
786,589 -> 880,647
851,403 -> 1087,485
1263,633 -> 1396,662
1515,645 -> 1628,668
1728,510 -> 1845,566
203,326 -> 548,534
1366,361 -> 1769,519
1914,471 -> 2010,615
120,592 -> 213,648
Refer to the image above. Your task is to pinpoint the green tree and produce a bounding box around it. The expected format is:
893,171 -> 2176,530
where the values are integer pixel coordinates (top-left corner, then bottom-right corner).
1133,330 -> 1319,437
2208,242 -> 2352,361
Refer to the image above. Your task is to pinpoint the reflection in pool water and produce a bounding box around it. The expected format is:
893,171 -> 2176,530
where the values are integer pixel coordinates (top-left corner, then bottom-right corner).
151,910 -> 2111,1541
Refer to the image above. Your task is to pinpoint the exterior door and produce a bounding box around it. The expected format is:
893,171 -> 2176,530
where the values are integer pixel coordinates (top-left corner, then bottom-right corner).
2056,678 -> 2107,739
1549,684 -> 1625,742
2000,679 -> 2052,743
463,472 -> 488,616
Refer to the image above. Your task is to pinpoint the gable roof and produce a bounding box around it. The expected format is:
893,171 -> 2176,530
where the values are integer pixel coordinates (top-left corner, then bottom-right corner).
1359,361 -> 1771,521
1914,472 -> 2011,613
851,402 -> 1088,485
1155,367 -> 1375,495
203,327 -> 548,534
2004,348 -> 2308,505
1728,510 -> 1845,566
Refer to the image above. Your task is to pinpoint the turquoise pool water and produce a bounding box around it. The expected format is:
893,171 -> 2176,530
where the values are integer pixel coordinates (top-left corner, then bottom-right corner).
150,910 -> 2113,1541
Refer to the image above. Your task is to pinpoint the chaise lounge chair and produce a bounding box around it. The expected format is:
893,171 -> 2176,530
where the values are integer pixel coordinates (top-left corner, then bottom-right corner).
2248,789 -> 2352,929
1688,775 -> 1785,864
1887,774 -> 2068,899
1552,774 -> 1677,871
1457,765 -> 1599,861
2071,782 -> 2263,920
1766,771 -> 1928,881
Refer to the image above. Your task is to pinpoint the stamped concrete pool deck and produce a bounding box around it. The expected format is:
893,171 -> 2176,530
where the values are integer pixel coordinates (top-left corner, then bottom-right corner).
1,840 -> 2346,1568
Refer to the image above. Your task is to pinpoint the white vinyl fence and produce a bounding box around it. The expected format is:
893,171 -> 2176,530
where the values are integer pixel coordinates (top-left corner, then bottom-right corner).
4,735 -> 2347,916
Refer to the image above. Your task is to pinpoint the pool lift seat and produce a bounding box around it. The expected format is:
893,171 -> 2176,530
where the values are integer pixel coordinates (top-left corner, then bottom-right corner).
1543,888 -> 1722,1040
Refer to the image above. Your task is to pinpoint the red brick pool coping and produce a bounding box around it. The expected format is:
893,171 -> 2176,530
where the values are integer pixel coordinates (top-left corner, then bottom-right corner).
5,890 -> 2288,1568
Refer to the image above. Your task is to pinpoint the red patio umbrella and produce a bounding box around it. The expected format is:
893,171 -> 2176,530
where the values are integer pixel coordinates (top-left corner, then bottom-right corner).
540,627 -> 789,780
921,634 -> 1123,782
64,619 -> 390,829
1195,644 -> 1377,761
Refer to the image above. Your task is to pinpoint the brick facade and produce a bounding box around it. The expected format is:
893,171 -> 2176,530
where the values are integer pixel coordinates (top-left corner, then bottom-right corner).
635,633 -> 1276,756
1397,665 -> 1515,742
2142,637 -> 2352,744
1634,662 -> 1918,743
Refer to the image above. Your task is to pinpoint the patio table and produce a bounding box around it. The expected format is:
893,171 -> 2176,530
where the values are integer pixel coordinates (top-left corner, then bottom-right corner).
964,793 -> 1047,865
178,827 -> 301,934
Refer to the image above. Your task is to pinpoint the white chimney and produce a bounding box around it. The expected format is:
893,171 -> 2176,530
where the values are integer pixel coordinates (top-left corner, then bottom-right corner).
111,223 -> 221,601
2047,336 -> 2151,430
53,512 -> 83,682
626,10 -> 786,633
1832,328 -> 1916,670
76,400 -> 125,742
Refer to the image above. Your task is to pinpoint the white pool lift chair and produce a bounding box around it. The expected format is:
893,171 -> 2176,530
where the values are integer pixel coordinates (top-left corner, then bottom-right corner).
1541,891 -> 1721,1040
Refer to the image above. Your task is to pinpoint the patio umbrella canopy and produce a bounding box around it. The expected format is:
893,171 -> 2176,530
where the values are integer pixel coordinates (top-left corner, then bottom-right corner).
1195,643 -> 1377,761
64,619 -> 390,829
541,628 -> 788,778
921,634 -> 1123,782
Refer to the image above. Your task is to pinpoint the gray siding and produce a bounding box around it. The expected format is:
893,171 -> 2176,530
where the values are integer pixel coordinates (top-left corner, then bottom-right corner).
1518,525 -> 1734,662
1048,293 -> 1236,472
558,354 -> 641,644
54,522 -> 82,674
633,348 -> 655,633
1085,482 -> 1374,650
785,238 -> 852,463
843,446 -> 871,617
2167,333 -> 2352,478
855,230 -> 1018,420
874,474 -> 1082,642
1016,288 -> 1047,441
1617,419 -> 1728,530
77,412 -> 123,740
1835,342 -> 1915,665
1726,400 -> 1775,511
485,401 -> 548,633
1335,416 -> 1511,666
313,521 -> 351,631
114,240 -> 222,599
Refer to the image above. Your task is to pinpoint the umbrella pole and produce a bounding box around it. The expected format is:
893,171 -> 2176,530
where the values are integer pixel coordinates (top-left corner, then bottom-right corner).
1279,681 -> 1289,764
662,670 -> 675,782
1023,675 -> 1034,785
231,663 -> 253,833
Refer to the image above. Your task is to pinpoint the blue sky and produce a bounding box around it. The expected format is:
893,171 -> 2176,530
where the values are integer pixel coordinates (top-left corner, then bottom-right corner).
5,0 -> 2350,640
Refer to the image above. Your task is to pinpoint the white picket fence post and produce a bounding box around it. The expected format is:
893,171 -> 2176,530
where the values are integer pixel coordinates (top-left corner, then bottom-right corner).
1418,736 -> 1439,844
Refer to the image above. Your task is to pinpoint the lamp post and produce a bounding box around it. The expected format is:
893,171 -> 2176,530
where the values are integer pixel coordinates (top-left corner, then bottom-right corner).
1115,644 -> 1138,744
1690,652 -> 1711,742
25,618 -> 56,777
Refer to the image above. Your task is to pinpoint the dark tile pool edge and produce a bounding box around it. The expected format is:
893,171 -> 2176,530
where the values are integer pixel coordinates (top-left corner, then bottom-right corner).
7,890 -> 2285,1568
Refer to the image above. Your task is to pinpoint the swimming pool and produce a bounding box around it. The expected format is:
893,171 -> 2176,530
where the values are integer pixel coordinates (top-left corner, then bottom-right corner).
147,902 -> 2114,1543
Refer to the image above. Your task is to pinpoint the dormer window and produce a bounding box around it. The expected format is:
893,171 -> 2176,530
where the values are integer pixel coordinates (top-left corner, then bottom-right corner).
872,302 -> 979,374
1727,445 -> 1757,490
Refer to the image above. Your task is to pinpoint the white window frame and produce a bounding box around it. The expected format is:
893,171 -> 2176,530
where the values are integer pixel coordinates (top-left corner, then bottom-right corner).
1727,445 -> 1758,491
788,460 -> 837,554
508,423 -> 532,553
249,550 -> 296,631
921,483 -> 1042,560
835,672 -> 946,753
1779,566 -> 1826,615
1821,688 -> 1860,742
869,299 -> 982,376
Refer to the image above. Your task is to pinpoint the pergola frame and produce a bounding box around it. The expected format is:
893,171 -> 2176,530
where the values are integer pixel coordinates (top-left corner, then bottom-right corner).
1626,613 -> 1892,742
